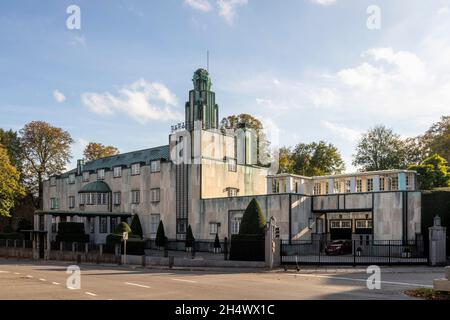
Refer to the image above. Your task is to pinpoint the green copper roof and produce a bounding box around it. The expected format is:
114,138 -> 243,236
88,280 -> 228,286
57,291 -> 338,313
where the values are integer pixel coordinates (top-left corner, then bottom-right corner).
79,181 -> 111,193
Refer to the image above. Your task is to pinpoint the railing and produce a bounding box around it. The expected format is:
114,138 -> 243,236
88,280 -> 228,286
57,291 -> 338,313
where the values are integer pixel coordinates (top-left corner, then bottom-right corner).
144,239 -> 227,253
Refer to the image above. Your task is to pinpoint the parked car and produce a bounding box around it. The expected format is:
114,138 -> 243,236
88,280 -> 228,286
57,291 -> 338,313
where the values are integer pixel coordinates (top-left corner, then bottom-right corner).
325,240 -> 352,255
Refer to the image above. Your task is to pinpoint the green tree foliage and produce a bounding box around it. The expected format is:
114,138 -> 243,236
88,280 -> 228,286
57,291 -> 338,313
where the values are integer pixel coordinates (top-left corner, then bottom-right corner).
353,125 -> 407,171
280,141 -> 345,176
408,154 -> 450,190
0,145 -> 25,217
419,116 -> 450,163
20,121 -> 73,209
130,214 -> 143,239
185,225 -> 195,248
0,129 -> 23,173
239,198 -> 266,235
220,114 -> 271,165
155,220 -> 166,248
114,222 -> 132,235
83,142 -> 120,162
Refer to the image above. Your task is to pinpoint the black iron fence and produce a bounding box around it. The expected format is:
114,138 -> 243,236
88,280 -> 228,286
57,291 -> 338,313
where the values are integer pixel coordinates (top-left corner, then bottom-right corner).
281,239 -> 428,266
0,239 -> 32,249
144,239 -> 228,254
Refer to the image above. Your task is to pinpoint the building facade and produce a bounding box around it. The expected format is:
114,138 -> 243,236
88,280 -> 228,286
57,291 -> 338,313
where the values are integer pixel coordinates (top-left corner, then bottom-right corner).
37,69 -> 422,246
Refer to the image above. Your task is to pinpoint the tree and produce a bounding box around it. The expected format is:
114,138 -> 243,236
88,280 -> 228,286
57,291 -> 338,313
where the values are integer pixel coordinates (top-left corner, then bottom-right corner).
185,225 -> 195,248
155,220 -> 166,248
19,121 -> 73,209
114,222 -> 131,234
353,125 -> 406,171
83,142 -> 120,162
239,198 -> 266,235
408,154 -> 450,190
220,113 -> 270,165
0,145 -> 25,217
130,214 -> 143,239
0,129 -> 23,172
289,141 -> 345,176
420,116 -> 450,163
278,146 -> 294,173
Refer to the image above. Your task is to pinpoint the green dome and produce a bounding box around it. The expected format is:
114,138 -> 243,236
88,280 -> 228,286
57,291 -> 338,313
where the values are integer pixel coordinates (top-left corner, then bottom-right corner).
79,181 -> 111,193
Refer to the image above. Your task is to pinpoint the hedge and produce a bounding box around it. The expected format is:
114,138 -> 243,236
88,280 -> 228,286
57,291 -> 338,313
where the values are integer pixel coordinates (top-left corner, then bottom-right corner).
56,222 -> 89,243
0,232 -> 25,240
421,189 -> 450,256
229,234 -> 265,261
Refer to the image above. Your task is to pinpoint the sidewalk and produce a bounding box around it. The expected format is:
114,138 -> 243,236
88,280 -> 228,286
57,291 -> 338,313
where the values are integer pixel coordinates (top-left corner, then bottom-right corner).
277,265 -> 447,274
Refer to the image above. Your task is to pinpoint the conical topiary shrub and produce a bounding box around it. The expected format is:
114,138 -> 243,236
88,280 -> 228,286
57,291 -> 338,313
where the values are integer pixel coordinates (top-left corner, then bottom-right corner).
239,198 -> 266,235
130,214 -> 143,239
185,225 -> 195,249
155,220 -> 166,248
214,233 -> 221,253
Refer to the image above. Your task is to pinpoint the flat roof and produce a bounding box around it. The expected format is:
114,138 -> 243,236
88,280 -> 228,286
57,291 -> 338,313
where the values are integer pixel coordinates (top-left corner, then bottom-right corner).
35,210 -> 132,217
269,169 -> 417,180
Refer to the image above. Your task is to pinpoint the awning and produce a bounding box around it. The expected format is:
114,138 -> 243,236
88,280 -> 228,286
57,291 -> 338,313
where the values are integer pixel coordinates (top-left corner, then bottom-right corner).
79,181 -> 111,193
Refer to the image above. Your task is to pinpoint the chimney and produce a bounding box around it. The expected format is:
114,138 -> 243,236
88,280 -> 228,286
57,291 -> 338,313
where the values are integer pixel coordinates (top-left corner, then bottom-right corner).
77,159 -> 85,175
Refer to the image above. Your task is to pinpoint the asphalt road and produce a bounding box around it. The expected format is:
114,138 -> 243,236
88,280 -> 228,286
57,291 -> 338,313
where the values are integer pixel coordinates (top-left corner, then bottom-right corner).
0,259 -> 444,300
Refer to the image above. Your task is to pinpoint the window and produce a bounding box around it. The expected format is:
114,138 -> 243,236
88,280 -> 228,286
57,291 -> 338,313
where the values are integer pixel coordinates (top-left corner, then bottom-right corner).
391,176 -> 399,190
325,182 -> 329,194
345,180 -> 351,193
150,188 -> 160,202
272,180 -> 280,193
227,158 -> 237,172
113,192 -> 121,205
69,196 -> 75,208
51,216 -> 57,233
150,160 -> 160,173
333,181 -> 339,194
110,217 -> 118,233
367,178 -> 374,192
313,183 -> 321,195
150,214 -> 160,234
356,179 -> 363,192
97,193 -> 108,205
227,188 -> 238,197
97,169 -> 105,180
295,182 -> 299,193
88,218 -> 95,233
86,193 -> 95,205
99,217 -> 107,233
231,215 -> 242,235
379,177 -> 385,191
79,193 -> 85,205
131,163 -> 140,175
330,220 -> 352,229
209,222 -> 218,235
50,177 -> 56,186
50,198 -> 59,210
356,220 -> 372,229
68,173 -> 76,184
131,190 -> 140,204
113,166 -> 122,178
82,172 -> 90,182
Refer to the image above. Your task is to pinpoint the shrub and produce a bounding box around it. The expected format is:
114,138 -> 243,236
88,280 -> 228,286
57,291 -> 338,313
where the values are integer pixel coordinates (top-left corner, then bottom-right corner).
155,221 -> 166,248
55,222 -> 89,243
185,225 -> 195,248
239,198 -> 266,235
2,225 -> 14,233
214,233 -> 221,249
114,222 -> 131,235
229,234 -> 265,261
130,214 -> 143,239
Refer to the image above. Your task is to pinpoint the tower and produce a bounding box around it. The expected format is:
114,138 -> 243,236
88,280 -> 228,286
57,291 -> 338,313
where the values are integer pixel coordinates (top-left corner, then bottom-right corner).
185,68 -> 219,130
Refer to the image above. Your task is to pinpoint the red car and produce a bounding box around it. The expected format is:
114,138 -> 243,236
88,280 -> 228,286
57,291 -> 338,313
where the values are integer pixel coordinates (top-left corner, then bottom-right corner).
325,240 -> 352,255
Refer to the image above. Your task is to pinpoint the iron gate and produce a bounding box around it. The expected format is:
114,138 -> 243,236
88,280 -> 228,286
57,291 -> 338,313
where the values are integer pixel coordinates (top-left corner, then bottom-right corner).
280,239 -> 428,266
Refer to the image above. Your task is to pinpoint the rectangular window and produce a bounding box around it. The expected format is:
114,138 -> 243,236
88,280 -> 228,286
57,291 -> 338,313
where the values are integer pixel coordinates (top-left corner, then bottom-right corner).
68,173 -> 76,184
131,163 -> 140,175
313,183 -> 321,195
227,158 -> 237,172
209,222 -> 218,235
113,166 -> 122,178
97,169 -> 105,180
379,177 -> 385,191
131,190 -> 140,204
113,192 -> 121,205
68,196 -> 75,208
110,217 -> 118,234
333,181 -> 339,194
82,172 -> 90,182
89,218 -> 95,233
150,214 -> 160,234
227,188 -> 238,197
367,178 -> 374,192
50,198 -> 59,210
272,180 -> 280,193
325,182 -> 329,194
50,177 -> 56,186
231,215 -> 242,235
97,193 -> 107,205
99,217 -> 107,233
79,193 -> 85,205
356,179 -> 363,192
345,180 -> 351,193
356,220 -> 372,229
150,160 -> 160,173
87,193 -> 96,205
150,188 -> 160,203
391,176 -> 399,190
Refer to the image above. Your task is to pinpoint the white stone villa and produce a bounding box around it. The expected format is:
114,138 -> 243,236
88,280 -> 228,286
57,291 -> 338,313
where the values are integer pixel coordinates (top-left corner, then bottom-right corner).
36,69 -> 422,247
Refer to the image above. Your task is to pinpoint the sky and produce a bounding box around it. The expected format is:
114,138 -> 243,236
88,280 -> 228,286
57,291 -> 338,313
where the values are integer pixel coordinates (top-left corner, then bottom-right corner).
1,0 -> 450,172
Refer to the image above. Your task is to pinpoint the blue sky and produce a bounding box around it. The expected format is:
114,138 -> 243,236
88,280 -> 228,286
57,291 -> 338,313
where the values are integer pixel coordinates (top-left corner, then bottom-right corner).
1,0 -> 450,171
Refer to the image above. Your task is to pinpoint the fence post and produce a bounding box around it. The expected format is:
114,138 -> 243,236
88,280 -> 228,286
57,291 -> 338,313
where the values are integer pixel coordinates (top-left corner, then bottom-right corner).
224,237 -> 228,261
353,240 -> 356,267
85,243 -> 89,255
388,240 -> 391,266
99,244 -> 103,256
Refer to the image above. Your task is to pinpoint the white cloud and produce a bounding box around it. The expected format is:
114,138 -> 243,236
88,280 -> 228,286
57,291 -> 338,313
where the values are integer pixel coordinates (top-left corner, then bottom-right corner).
53,90 -> 66,103
68,35 -> 86,47
184,0 -> 212,12
81,79 -> 183,123
438,7 -> 449,15
321,121 -> 362,142
310,0 -> 336,6
217,0 -> 248,24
